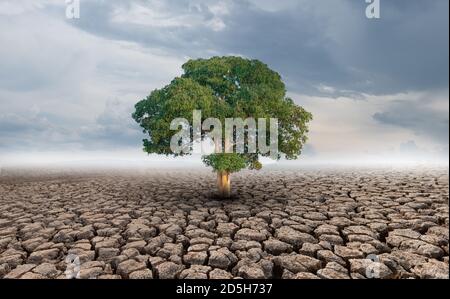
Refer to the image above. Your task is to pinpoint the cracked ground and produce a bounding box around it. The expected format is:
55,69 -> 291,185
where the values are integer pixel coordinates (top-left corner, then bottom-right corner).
0,167 -> 448,279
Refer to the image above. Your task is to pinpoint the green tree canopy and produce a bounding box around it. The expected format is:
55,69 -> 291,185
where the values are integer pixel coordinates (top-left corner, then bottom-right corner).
132,56 -> 312,175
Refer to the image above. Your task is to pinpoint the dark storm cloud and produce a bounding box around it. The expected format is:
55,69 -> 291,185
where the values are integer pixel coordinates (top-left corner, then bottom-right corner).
64,0 -> 448,96
342,0 -> 449,94
373,98 -> 449,144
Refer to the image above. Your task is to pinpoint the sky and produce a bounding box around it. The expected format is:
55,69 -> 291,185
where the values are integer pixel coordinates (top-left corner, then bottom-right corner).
0,0 -> 448,167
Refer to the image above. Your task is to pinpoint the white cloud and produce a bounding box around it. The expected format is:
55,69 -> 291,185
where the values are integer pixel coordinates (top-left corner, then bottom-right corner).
111,0 -> 229,31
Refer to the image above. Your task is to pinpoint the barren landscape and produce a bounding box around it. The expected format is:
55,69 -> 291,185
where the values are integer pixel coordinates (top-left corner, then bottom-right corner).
0,167 -> 448,279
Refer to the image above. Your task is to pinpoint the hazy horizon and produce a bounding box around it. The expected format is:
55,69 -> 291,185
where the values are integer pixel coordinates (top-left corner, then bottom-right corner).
1,149 -> 448,169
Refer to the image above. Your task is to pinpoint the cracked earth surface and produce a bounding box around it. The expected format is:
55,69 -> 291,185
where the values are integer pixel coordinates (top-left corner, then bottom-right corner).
0,167 -> 448,279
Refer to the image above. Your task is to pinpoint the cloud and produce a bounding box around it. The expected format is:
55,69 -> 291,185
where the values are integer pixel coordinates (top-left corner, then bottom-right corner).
56,0 -> 449,96
0,0 -> 61,16
79,98 -> 145,150
0,0 -> 448,165
0,109 -> 75,151
373,91 -> 449,144
0,98 -> 145,152
0,111 -> 49,136
399,140 -> 420,154
0,3 -> 183,153
300,143 -> 318,157
291,90 -> 448,162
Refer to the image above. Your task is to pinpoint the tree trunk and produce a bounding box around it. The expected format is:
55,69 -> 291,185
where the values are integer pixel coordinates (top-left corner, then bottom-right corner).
217,171 -> 231,198
214,136 -> 231,198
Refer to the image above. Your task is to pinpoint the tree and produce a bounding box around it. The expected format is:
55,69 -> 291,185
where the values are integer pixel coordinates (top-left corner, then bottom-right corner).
132,56 -> 312,197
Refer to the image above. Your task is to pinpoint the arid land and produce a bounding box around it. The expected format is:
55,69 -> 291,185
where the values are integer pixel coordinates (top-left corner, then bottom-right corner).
0,166 -> 448,279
